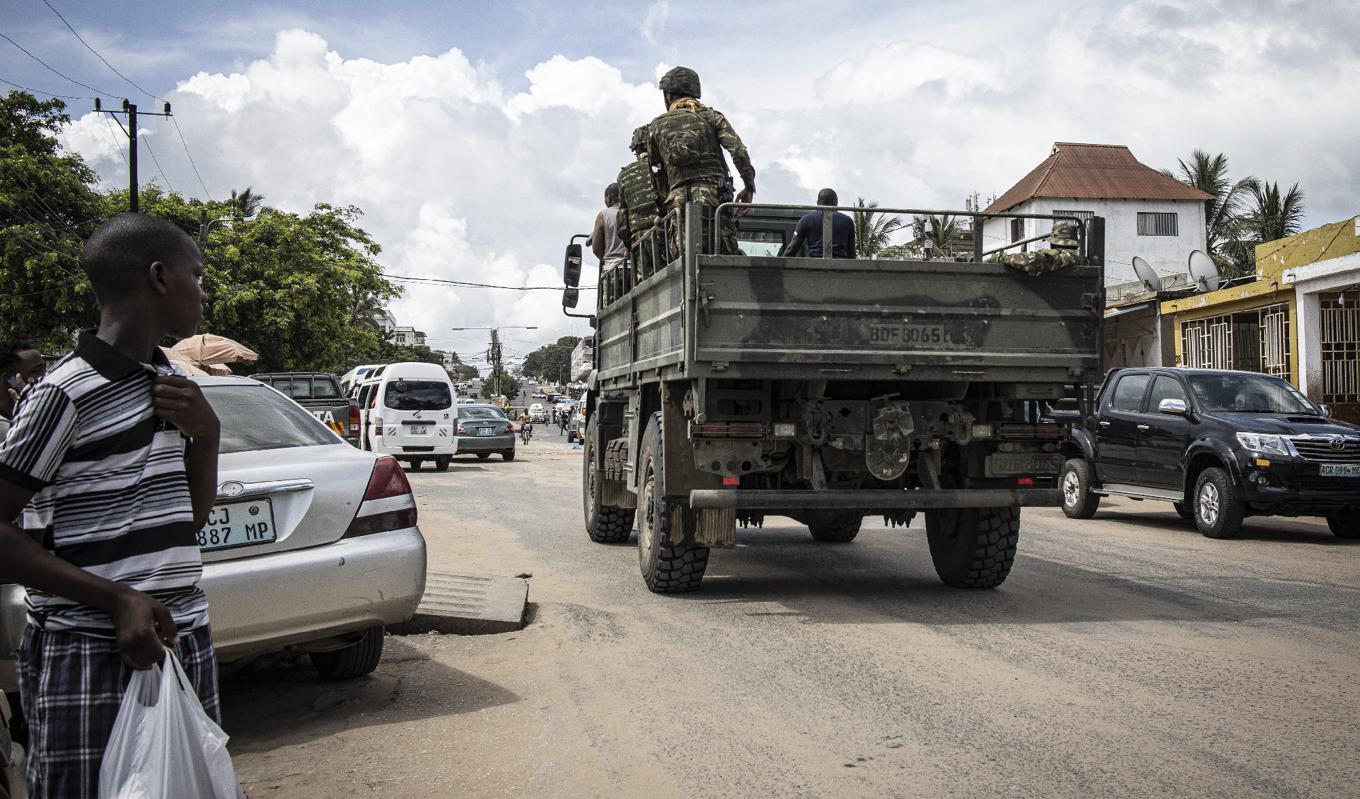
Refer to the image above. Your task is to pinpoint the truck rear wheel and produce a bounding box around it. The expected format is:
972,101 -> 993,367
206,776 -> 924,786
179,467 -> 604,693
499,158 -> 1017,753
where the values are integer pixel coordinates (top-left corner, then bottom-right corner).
637,414 -> 708,593
925,506 -> 1020,589
583,417 -> 635,544
807,515 -> 862,542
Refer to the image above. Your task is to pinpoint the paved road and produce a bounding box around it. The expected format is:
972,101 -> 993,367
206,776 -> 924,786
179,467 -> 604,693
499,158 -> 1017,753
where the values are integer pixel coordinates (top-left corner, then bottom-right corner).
225,434 -> 1360,797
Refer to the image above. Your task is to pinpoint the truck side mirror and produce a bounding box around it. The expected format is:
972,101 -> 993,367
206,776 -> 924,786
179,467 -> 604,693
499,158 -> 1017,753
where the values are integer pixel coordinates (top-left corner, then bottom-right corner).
1319,403 -> 1332,418
562,287 -> 580,309
1158,398 -> 1188,416
563,243 -> 582,287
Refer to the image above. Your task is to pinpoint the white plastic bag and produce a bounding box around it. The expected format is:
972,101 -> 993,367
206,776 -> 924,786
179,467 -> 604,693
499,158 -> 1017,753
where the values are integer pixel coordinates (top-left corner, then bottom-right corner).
98,650 -> 240,799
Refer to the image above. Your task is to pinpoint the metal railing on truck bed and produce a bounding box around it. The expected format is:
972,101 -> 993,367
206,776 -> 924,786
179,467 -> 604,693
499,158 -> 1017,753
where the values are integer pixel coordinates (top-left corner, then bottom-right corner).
592,202 -> 1104,388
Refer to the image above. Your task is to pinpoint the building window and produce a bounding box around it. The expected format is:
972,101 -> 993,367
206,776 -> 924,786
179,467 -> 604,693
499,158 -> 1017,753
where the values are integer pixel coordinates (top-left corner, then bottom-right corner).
1009,218 -> 1024,242
1137,212 -> 1178,236
1053,209 -> 1093,223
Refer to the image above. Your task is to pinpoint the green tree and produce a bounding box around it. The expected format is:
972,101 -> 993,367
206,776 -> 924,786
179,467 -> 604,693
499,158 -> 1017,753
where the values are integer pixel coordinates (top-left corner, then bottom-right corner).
485,369 -> 519,401
228,186 -> 264,218
521,335 -> 581,382
0,92 -> 103,348
852,197 -> 904,257
1167,150 -> 1258,277
909,214 -> 965,260
1241,181 -> 1306,245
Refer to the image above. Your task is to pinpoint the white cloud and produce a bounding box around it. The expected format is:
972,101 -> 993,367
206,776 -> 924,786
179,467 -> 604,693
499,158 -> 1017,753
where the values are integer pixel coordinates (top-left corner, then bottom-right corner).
642,1 -> 671,45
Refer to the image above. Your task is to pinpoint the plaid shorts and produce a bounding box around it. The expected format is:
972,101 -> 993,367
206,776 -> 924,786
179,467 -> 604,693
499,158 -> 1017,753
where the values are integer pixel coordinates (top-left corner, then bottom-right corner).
16,623 -> 220,799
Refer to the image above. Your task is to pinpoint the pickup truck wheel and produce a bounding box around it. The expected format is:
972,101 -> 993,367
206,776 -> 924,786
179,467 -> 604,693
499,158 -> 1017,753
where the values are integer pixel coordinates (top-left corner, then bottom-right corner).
925,506 -> 1020,589
807,515 -> 862,542
310,626 -> 385,680
1327,513 -> 1360,539
637,414 -> 708,592
1060,458 -> 1100,519
1193,467 -> 1244,539
1173,502 -> 1195,521
583,418 -> 635,544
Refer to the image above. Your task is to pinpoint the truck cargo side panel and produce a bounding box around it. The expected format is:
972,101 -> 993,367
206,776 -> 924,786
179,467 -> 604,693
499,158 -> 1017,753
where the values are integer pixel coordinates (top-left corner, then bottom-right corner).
597,264 -> 685,383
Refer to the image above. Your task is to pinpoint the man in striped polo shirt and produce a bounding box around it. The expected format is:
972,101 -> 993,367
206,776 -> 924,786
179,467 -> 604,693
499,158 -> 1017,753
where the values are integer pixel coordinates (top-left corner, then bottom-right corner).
0,213 -> 221,798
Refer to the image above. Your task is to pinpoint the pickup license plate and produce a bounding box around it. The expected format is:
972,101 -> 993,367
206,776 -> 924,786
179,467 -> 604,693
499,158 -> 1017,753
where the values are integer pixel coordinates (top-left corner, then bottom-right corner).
198,499 -> 275,552
986,452 -> 1064,477
478,428 -> 494,436
1319,464 -> 1360,478
408,425 -> 429,435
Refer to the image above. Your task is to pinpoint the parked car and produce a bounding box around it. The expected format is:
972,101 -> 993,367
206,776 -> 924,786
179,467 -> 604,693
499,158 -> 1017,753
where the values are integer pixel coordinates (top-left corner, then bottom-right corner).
250,371 -> 360,446
353,362 -> 458,472
567,407 -> 585,444
1,376 -> 427,698
528,402 -> 547,423
1060,367 -> 1360,539
456,404 -> 516,461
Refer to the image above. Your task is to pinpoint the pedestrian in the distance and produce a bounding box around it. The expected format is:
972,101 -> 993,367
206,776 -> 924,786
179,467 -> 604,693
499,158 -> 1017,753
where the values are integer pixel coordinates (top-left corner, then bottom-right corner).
0,213 -> 223,798
0,340 -> 44,439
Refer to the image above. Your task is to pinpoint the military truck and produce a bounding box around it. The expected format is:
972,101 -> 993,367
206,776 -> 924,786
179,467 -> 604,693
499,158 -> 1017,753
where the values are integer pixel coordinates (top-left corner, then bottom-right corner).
562,202 -> 1104,593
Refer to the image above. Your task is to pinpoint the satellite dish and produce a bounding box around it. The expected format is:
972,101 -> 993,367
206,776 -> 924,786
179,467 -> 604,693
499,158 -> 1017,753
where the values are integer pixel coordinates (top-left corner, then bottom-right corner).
1131,256 -> 1162,294
1188,249 -> 1220,292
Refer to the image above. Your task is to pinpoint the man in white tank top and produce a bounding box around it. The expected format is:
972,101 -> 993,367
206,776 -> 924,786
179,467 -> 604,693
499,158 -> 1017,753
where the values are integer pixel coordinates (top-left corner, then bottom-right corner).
589,183 -> 628,303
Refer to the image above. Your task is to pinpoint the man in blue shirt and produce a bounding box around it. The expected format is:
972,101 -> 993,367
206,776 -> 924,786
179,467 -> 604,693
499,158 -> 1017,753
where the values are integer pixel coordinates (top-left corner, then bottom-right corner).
783,188 -> 856,258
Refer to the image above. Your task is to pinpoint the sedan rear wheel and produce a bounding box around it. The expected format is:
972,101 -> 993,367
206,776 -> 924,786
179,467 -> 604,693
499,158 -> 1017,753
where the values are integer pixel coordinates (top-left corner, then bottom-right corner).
310,626 -> 385,680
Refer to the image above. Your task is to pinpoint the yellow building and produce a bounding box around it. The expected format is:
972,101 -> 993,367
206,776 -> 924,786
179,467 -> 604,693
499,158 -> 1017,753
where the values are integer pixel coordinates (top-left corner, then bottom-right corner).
1160,215 -> 1360,421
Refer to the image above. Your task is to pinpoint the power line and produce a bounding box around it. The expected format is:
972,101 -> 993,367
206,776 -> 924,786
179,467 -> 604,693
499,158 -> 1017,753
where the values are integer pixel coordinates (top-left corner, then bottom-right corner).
39,0 -> 162,102
141,133 -> 173,193
170,116 -> 212,200
0,31 -> 118,97
383,273 -> 596,291
0,74 -> 86,100
100,114 -> 129,167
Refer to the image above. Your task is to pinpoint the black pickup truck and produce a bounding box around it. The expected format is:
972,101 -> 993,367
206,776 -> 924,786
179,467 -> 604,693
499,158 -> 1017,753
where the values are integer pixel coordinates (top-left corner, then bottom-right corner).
1060,366 -> 1360,539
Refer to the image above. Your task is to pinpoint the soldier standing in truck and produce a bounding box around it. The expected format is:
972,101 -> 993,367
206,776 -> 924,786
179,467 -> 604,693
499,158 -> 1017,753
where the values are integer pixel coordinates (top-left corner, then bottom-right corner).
617,126 -> 662,281
647,66 -> 755,257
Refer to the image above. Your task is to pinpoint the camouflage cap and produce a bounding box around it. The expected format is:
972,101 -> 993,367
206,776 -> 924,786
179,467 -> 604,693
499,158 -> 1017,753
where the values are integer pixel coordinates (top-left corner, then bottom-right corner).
1050,219 -> 1080,249
630,125 -> 649,152
659,66 -> 701,98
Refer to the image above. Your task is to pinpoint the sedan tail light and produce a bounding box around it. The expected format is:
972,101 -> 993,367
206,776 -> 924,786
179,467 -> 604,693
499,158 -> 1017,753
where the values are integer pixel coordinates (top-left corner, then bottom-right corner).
343,455 -> 417,538
348,403 -> 361,436
456,424 -> 468,435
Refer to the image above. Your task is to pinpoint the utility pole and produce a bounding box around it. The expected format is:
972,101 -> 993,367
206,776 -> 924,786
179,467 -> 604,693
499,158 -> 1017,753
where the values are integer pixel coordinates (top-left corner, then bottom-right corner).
450,325 -> 537,404
95,98 -> 172,212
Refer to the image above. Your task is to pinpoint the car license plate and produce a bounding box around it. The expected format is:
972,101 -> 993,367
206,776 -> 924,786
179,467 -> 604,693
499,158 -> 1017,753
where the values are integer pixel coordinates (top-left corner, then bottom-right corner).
1319,464 -> 1360,478
478,428 -> 494,436
409,425 -> 429,435
198,499 -> 275,552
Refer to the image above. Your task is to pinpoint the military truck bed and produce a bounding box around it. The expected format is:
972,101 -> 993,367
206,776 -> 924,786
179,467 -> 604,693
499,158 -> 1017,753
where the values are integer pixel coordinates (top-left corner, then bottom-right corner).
595,254 -> 1102,387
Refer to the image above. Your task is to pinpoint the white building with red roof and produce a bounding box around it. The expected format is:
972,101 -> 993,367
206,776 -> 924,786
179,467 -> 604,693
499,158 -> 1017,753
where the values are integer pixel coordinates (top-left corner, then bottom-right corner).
983,142 -> 1212,285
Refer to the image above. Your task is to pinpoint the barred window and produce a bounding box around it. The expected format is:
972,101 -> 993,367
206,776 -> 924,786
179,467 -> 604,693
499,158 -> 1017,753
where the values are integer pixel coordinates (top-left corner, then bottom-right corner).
1137,212 -> 1178,236
1053,209 -> 1093,222
1010,218 -> 1024,242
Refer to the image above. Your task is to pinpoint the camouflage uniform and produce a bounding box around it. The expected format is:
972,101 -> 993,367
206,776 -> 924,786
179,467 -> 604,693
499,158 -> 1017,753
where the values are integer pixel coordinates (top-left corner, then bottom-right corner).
617,126 -> 661,279
647,67 -> 755,257
993,220 -> 1082,276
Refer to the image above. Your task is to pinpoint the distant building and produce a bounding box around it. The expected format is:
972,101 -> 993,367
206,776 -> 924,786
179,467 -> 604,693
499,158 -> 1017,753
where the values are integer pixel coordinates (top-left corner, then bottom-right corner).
570,336 -> 594,382
390,326 -> 426,347
984,142 -> 1212,285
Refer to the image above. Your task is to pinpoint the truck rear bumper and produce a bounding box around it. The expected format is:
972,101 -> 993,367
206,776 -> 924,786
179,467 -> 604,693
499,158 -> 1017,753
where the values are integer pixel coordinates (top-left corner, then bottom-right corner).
688,488 -> 1061,511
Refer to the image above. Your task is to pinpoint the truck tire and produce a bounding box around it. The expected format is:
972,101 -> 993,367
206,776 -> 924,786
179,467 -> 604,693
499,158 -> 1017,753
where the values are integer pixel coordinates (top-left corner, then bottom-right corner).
1193,467 -> 1243,539
1059,458 -> 1100,519
310,626 -> 385,680
925,506 -> 1020,589
1327,513 -> 1360,539
807,515 -> 862,542
637,414 -> 709,593
583,418 -> 635,544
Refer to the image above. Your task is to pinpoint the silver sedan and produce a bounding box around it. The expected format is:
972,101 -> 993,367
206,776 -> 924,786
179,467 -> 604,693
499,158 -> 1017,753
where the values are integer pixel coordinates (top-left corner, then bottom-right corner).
1,376 -> 427,688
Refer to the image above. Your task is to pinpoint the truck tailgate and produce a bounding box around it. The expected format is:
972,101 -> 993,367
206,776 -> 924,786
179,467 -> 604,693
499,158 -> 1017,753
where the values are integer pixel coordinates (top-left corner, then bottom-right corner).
693,255 -> 1102,383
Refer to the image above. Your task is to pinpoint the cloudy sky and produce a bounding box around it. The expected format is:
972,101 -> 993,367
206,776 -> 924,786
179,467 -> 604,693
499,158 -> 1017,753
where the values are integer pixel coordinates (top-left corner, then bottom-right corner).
3,0 -> 1357,364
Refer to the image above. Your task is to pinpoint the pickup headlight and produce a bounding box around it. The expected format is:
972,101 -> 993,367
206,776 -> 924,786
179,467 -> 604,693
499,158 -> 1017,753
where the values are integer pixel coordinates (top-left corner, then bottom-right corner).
1235,432 -> 1291,457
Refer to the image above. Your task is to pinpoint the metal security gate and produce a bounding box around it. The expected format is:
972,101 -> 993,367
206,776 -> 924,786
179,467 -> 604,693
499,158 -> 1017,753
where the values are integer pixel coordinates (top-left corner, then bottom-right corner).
1258,304 -> 1290,378
1181,315 -> 1232,369
1320,289 -> 1360,403
1179,302 -> 1290,377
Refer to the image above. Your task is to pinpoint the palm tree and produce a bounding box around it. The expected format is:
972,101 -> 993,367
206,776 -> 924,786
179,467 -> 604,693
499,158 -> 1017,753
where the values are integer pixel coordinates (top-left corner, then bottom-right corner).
852,197 -> 905,257
228,186 -> 264,218
910,214 -> 964,260
1241,181 -> 1305,244
1170,150 -> 1258,259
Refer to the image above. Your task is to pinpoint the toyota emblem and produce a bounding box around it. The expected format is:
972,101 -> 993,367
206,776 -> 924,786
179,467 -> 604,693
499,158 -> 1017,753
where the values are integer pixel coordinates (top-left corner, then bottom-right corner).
1330,436 -> 1347,452
219,481 -> 245,497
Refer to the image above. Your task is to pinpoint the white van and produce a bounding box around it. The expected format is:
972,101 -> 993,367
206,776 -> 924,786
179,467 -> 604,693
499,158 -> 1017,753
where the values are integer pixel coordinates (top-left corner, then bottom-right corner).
354,362 -> 458,471
341,364 -> 383,397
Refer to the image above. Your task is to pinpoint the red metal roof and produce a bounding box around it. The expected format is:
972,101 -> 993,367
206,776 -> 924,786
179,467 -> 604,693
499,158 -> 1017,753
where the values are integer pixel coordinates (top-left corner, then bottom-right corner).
985,142 -> 1212,213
